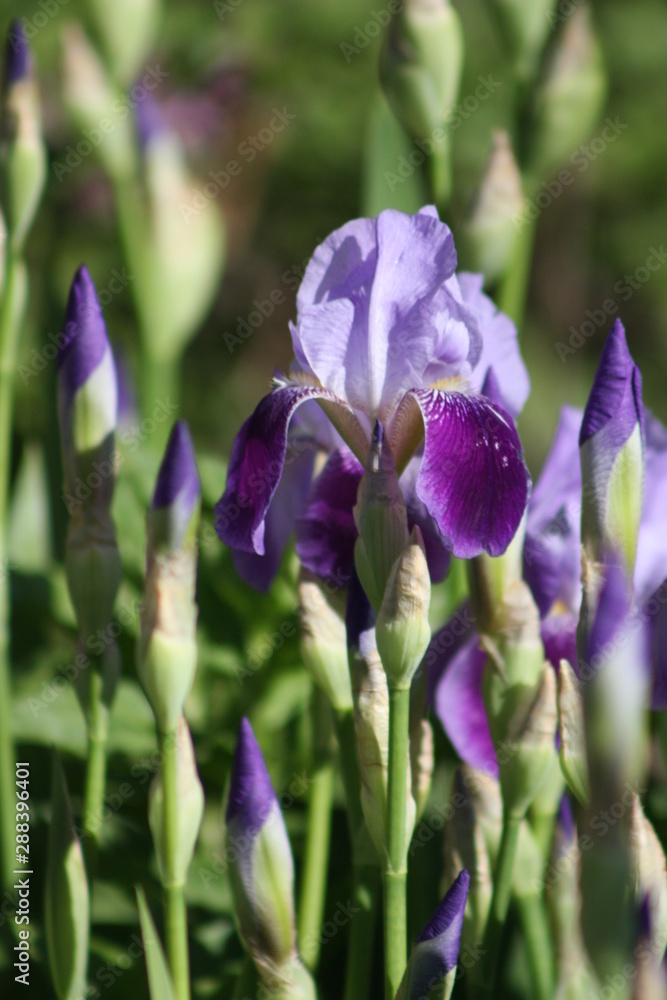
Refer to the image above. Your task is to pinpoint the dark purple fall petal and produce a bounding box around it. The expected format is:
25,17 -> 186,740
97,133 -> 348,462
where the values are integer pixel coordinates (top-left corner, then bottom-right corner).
557,794 -> 575,845
432,633 -> 498,777
214,385 -> 351,555
226,718 -> 278,832
580,320 -> 644,449
4,20 -> 30,85
410,389 -> 531,558
153,421 -> 201,513
57,265 -> 111,396
232,442 -> 315,591
295,448 -> 362,585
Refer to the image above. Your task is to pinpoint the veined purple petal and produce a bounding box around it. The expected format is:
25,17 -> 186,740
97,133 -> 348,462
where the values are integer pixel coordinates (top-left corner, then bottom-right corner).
295,448 -> 361,586
401,457 -> 452,583
580,320 -> 644,449
524,406 -> 583,617
214,384 -> 354,556
4,20 -> 30,85
431,632 -> 498,777
409,389 -> 530,559
57,265 -> 111,396
293,209 -> 472,419
460,272 -> 530,418
645,579 -> 667,710
153,422 -> 200,513
541,612 -> 578,674
400,870 -> 470,999
585,560 -> 632,669
635,411 -> 667,604
226,718 -> 277,832
233,441 -> 315,591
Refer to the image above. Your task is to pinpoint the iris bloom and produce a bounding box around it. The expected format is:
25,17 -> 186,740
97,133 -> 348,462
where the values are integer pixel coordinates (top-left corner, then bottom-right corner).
216,207 -> 531,589
431,320 -> 667,775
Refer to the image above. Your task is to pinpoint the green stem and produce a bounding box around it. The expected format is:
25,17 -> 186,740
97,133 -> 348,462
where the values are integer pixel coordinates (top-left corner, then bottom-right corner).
497,209 -> 537,332
384,685 -> 411,1000
531,810 -> 556,863
298,759 -> 335,971
232,956 -> 257,999
160,726 -> 190,1000
82,664 -> 110,878
477,814 -> 521,993
0,247 -> 25,889
516,893 -> 555,1000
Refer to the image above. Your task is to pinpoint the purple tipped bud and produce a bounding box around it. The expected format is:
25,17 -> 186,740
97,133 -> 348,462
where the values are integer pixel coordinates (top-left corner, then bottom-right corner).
4,20 -> 30,86
398,870 -> 470,1000
151,422 -> 201,552
226,718 -> 278,832
58,265 -> 110,395
580,321 -> 645,577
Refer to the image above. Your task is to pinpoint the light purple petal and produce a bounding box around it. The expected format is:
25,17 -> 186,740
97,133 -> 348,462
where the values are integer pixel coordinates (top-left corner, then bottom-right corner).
431,632 -> 498,778
232,440 -> 315,591
214,384 -> 349,555
635,411 -> 667,604
644,580 -> 667,711
585,560 -> 632,670
557,794 -> 575,845
459,271 -> 530,418
410,389 -> 530,559
295,448 -> 362,586
57,265 -> 111,396
293,209 -> 470,418
580,320 -> 644,449
226,718 -> 277,832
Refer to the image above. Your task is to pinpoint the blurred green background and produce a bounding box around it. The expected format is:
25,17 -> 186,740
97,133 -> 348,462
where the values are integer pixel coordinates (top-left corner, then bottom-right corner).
2,0 -> 667,996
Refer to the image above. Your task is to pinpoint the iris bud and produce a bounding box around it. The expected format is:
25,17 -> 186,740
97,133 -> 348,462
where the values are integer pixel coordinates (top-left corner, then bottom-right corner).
556,659 -> 589,805
493,0 -> 557,84
298,574 -> 352,713
87,0 -> 160,86
376,526 -> 431,691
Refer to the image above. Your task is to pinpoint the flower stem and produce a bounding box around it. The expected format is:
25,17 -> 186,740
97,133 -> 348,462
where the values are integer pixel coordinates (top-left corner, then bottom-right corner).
384,684 -> 411,1000
516,893 -> 555,1000
160,726 -> 190,1000
0,246 -> 25,889
477,813 -> 521,991
82,663 -> 110,877
298,692 -> 335,971
497,210 -> 537,332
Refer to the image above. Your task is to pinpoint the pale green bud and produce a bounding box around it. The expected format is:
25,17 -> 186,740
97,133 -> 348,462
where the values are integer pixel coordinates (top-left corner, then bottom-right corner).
376,526 -> 431,690
149,716 -> 204,886
45,754 -> 89,1000
87,0 -> 161,85
380,0 -> 463,140
298,574 -> 353,712
0,22 -> 46,252
557,659 -> 589,805
463,131 -> 526,286
448,768 -> 493,944
410,715 -> 434,822
529,6 -> 607,181
494,0 -> 557,84
354,421 -> 409,614
65,518 -> 122,641
629,797 -> 667,965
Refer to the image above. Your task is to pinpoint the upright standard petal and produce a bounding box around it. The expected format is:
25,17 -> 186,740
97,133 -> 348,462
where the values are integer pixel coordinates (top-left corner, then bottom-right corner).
408,389 -> 530,558
524,406 -> 583,617
214,384 -> 361,556
460,271 -> 530,418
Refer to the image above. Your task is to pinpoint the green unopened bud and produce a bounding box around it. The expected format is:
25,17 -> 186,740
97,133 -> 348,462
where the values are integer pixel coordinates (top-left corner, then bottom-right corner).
629,797 -> 667,965
61,24 -> 136,180
557,659 -> 589,805
494,0 -> 557,84
463,131 -> 526,285
354,422 -> 409,614
298,574 -> 352,712
380,0 -> 463,203
529,6 -> 607,181
467,513 -> 527,635
376,526 -> 431,690
410,715 -> 434,821
45,755 -> 89,1000
449,768 -> 493,944
0,22 -> 46,252
149,716 -> 204,886
87,0 -> 161,85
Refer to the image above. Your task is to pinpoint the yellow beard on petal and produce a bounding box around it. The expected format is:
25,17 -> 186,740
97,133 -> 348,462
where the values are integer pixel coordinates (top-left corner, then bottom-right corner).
428,375 -> 471,393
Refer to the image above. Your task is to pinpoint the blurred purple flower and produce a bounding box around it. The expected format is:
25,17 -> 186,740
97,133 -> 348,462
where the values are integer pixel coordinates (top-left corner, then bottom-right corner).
216,207 -> 531,588
4,20 -> 30,86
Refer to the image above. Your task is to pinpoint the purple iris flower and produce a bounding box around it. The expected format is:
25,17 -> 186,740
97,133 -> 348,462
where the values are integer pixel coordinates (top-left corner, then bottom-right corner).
215,207 -> 531,589
396,869 -> 470,1000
